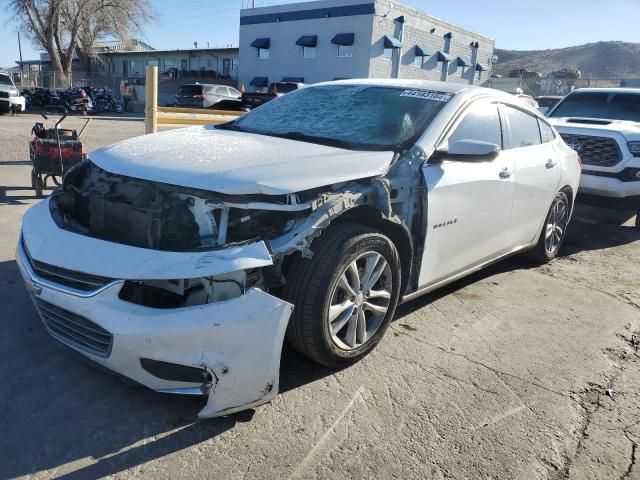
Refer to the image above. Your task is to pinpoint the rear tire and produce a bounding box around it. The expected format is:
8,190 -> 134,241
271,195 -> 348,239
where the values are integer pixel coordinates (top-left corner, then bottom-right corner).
527,191 -> 570,263
284,222 -> 401,368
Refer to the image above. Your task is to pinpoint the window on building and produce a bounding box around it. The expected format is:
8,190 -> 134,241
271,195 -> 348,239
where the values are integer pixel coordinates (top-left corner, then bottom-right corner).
232,58 -> 238,70
337,45 -> 353,58
383,48 -> 393,60
504,106 -> 542,149
414,55 -> 424,67
457,65 -> 465,76
448,103 -> 503,148
147,60 -> 158,67
258,48 -> 270,60
475,70 -> 482,81
303,46 -> 316,58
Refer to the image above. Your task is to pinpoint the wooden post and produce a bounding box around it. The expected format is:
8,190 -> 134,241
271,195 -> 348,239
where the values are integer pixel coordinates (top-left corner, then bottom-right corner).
145,65 -> 158,134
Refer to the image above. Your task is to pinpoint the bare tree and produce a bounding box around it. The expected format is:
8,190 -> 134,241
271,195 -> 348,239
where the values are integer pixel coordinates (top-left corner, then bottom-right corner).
7,0 -> 153,84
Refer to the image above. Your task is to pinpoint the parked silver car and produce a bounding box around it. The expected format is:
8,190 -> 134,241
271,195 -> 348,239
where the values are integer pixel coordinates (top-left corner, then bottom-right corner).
175,83 -> 242,109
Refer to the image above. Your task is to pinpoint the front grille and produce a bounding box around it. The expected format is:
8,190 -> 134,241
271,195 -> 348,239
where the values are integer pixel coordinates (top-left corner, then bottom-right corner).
0,92 -> 8,99
36,299 -> 113,357
22,238 -> 114,291
560,133 -> 622,167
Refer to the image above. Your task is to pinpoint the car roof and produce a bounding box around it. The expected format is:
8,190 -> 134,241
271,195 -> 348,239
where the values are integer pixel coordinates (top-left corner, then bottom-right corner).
570,87 -> 640,95
180,83 -> 232,88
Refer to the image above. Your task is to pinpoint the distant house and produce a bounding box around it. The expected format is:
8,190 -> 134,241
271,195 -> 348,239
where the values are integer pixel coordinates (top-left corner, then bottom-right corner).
15,40 -> 239,87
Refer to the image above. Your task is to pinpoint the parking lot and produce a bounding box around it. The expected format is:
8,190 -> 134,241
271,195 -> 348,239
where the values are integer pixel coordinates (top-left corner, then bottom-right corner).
1,113 -> 639,479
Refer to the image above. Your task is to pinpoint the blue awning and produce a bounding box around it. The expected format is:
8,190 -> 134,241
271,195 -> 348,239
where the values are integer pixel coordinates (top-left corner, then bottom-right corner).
475,63 -> 488,71
414,45 -> 432,57
436,51 -> 453,62
282,76 -> 304,83
383,35 -> 403,49
456,57 -> 472,67
249,76 -> 269,87
331,33 -> 354,46
296,35 -> 317,47
251,38 -> 270,49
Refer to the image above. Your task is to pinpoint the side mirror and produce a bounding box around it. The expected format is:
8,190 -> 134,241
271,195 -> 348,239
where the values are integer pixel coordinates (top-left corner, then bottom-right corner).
431,139 -> 501,162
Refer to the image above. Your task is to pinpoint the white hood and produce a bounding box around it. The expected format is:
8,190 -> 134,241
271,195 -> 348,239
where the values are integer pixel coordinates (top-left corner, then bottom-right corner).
89,126 -> 394,195
549,117 -> 640,140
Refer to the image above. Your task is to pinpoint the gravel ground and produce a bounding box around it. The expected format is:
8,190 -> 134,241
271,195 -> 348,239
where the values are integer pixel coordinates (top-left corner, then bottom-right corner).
1,113 -> 639,479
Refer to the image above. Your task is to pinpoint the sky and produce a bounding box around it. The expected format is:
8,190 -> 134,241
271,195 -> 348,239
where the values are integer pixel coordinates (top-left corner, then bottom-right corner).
1,0 -> 639,68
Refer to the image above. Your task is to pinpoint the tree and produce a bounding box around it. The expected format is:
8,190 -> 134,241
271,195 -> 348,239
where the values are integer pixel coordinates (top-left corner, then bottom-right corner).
7,0 -> 153,84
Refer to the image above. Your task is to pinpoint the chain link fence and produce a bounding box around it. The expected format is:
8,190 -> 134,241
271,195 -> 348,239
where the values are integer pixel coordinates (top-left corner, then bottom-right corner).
487,76 -> 640,97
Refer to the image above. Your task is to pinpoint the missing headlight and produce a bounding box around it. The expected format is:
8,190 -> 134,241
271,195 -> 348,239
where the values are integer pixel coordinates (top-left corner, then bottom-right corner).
119,271 -> 246,309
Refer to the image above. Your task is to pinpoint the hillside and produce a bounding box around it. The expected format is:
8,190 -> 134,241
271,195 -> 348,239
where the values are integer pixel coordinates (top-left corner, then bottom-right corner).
494,41 -> 640,79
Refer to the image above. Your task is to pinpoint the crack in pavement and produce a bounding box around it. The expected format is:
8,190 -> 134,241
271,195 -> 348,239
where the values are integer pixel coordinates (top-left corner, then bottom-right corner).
391,326 -> 574,401
620,432 -> 637,480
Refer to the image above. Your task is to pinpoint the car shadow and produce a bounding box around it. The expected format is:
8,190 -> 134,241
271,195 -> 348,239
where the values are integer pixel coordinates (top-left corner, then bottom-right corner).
0,185 -> 55,204
1,202 -> 637,478
562,202 -> 639,255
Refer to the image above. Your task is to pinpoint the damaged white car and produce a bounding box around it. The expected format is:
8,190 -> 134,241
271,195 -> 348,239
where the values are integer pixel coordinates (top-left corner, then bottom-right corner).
17,80 -> 581,418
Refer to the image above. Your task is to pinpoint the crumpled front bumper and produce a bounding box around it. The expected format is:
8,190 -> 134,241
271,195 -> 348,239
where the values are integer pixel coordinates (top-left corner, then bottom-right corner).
16,202 -> 294,418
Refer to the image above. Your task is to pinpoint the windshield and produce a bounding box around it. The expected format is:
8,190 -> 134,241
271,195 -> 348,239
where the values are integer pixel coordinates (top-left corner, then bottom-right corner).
550,91 -> 640,122
0,74 -> 13,86
223,85 -> 451,151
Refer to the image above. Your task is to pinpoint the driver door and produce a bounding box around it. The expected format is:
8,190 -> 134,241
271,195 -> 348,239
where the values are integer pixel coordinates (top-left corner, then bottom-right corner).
418,100 -> 516,287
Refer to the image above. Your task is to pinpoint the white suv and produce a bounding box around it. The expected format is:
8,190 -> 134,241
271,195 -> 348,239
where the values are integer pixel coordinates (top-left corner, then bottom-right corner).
0,71 -> 26,114
548,88 -> 640,226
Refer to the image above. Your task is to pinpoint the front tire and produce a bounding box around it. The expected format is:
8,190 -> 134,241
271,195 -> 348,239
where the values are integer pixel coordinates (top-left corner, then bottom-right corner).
284,222 -> 401,368
527,191 -> 570,263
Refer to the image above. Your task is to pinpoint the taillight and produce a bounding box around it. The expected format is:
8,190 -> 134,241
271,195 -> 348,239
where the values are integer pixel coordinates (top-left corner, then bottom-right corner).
194,94 -> 205,100
270,84 -> 278,97
35,143 -> 48,154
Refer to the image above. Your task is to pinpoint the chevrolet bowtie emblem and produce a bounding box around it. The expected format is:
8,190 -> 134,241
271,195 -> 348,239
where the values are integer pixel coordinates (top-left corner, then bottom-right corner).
26,280 -> 42,296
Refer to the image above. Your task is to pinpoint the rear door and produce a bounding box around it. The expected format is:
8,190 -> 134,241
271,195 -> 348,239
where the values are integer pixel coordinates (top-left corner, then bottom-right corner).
419,100 -> 516,287
501,105 -> 562,248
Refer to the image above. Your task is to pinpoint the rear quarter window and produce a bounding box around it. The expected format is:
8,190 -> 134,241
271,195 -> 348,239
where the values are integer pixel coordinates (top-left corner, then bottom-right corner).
539,120 -> 556,143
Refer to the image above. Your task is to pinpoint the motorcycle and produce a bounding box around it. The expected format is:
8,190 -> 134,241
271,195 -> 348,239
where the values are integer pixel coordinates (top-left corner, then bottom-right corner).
60,87 -> 94,116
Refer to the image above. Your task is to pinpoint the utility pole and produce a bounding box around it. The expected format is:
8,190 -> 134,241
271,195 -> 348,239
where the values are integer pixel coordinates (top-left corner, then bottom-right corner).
17,32 -> 24,74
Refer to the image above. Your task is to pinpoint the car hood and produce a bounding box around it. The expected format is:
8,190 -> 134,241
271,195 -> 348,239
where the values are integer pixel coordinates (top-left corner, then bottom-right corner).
549,117 -> 640,139
89,126 -> 395,195
0,84 -> 17,93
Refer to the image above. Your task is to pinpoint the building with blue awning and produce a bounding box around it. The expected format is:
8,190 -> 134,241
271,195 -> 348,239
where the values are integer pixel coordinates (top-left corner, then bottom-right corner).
239,0 -> 495,90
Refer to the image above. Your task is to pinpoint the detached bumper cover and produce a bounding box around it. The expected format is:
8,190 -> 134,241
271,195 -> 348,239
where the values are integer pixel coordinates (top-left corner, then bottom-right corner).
17,201 -> 294,418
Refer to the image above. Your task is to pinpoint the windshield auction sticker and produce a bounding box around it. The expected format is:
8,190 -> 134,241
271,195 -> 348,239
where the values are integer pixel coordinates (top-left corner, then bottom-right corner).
399,90 -> 452,102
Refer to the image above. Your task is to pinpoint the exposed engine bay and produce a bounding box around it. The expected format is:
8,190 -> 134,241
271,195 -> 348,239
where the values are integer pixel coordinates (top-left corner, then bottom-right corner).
50,161 -> 310,252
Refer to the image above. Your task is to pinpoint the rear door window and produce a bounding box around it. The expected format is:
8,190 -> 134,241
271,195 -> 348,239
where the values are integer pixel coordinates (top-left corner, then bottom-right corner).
504,106 -> 542,149
215,87 -> 228,96
177,85 -> 202,96
448,103 -> 503,148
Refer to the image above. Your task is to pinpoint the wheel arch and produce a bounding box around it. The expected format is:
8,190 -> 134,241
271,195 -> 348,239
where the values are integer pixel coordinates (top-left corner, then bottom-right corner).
335,205 -> 413,296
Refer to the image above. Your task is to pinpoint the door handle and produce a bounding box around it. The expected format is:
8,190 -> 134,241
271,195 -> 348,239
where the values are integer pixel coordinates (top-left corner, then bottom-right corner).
499,168 -> 513,179
546,159 -> 558,169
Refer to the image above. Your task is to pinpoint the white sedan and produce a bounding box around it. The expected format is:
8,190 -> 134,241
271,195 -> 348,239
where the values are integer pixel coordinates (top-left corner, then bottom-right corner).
17,80 -> 581,418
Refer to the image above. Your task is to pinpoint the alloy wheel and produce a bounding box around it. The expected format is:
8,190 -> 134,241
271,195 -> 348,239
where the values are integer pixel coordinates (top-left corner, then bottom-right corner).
327,251 -> 392,350
544,197 -> 568,255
